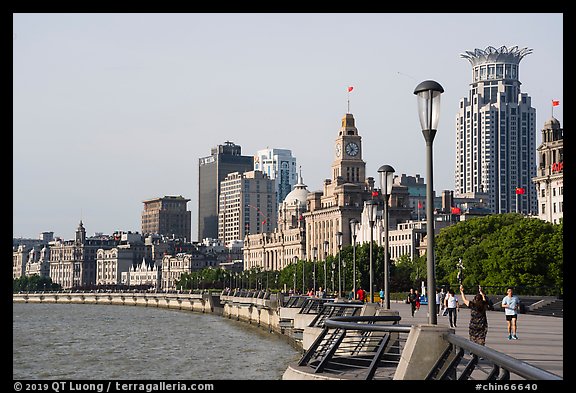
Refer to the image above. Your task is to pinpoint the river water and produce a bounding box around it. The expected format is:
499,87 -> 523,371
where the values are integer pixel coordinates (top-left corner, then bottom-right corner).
13,303 -> 301,380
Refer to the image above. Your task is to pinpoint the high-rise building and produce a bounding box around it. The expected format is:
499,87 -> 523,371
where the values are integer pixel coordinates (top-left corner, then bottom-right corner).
218,170 -> 277,245
141,196 -> 191,241
253,148 -> 297,206
532,117 -> 563,223
198,141 -> 254,242
456,46 -> 537,214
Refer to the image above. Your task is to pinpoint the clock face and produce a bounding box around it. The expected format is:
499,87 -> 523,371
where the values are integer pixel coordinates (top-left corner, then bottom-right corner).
335,143 -> 342,157
346,142 -> 359,157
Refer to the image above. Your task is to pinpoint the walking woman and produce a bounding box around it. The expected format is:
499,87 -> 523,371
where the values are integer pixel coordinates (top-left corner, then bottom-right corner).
460,284 -> 489,346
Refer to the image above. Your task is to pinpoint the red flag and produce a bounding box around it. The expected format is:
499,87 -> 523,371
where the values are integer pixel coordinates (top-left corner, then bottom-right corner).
348,86 -> 354,92
417,201 -> 423,209
552,100 -> 560,106
451,207 -> 461,214
515,187 -> 525,195
372,190 -> 379,197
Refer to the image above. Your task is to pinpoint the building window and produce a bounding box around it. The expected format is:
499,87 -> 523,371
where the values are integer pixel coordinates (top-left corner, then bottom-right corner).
541,204 -> 546,214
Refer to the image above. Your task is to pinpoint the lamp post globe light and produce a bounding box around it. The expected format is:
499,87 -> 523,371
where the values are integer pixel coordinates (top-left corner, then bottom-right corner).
336,231 -> 343,297
378,164 -> 395,309
414,79 -> 444,324
323,240 -> 329,293
349,218 -> 358,299
366,199 -> 378,303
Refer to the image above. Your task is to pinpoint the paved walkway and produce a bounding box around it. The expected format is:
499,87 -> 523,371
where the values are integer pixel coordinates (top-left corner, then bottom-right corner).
386,300 -> 563,378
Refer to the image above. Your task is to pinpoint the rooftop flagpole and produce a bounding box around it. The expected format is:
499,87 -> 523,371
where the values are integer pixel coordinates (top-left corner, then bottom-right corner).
347,86 -> 353,113
552,99 -> 559,117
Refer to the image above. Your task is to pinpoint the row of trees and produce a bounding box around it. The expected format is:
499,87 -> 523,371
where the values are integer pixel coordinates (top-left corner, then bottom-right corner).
13,275 -> 61,292
175,214 -> 562,297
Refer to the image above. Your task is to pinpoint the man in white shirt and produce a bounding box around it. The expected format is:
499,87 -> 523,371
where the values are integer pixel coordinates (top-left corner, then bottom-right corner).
501,287 -> 520,340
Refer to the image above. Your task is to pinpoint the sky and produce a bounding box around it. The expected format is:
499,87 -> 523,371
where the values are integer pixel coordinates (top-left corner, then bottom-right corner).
13,13 -> 563,241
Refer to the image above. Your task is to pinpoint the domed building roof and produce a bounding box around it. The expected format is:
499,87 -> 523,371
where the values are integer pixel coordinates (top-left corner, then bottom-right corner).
281,171 -> 309,209
544,117 -> 561,129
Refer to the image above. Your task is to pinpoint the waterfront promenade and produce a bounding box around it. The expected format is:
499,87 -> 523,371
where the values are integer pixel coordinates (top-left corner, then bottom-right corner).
388,300 -> 563,378
13,292 -> 563,379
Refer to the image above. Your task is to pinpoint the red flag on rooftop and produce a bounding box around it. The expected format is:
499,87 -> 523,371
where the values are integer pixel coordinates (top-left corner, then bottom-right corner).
451,207 -> 461,214
348,86 -> 354,92
552,100 -> 560,106
515,187 -> 525,195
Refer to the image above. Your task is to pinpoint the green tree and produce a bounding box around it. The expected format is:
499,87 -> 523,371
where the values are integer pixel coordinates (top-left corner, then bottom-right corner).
435,213 -> 562,295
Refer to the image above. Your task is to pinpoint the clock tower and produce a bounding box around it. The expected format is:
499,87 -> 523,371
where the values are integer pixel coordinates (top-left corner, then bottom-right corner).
332,113 -> 366,184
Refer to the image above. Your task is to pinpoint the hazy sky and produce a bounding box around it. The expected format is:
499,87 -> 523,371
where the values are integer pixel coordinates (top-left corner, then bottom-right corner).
13,13 -> 563,241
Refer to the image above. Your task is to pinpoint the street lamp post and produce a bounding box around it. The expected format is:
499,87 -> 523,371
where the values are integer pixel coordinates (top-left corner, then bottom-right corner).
342,259 -> 346,298
378,164 -> 395,309
414,79 -> 444,324
336,231 -> 343,297
312,246 -> 318,293
350,218 -> 358,299
366,199 -> 378,303
323,240 -> 329,293
292,256 -> 298,294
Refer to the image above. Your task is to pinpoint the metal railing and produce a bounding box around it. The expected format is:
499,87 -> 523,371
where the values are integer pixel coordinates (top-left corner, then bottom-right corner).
427,334 -> 562,381
298,315 -> 407,380
294,315 -> 562,381
308,302 -> 364,328
298,297 -> 335,315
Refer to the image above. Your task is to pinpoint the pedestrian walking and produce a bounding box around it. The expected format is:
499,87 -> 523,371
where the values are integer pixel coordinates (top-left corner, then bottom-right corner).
435,288 -> 442,316
460,285 -> 489,346
415,289 -> 421,311
502,287 -> 520,340
379,288 -> 384,307
407,288 -> 418,317
445,288 -> 459,328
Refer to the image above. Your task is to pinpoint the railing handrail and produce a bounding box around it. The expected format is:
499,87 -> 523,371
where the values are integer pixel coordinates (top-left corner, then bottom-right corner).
444,333 -> 562,380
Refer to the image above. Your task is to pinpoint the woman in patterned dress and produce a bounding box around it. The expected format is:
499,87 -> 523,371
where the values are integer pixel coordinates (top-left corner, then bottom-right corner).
459,284 -> 489,346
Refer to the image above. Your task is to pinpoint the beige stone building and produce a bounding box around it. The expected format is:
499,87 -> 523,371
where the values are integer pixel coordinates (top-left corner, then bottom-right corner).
243,172 -> 309,271
532,117 -> 563,224
303,113 -> 377,258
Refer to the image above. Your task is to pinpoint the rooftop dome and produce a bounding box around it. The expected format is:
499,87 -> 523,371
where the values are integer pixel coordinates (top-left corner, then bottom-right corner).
282,171 -> 309,209
544,117 -> 561,129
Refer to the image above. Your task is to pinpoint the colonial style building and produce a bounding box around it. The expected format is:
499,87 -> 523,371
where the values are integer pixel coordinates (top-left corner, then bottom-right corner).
161,251 -> 219,290
126,259 -> 161,289
243,171 -> 309,271
48,221 -> 117,289
532,117 -> 563,223
303,113 -> 411,259
303,113 -> 372,259
25,245 -> 51,278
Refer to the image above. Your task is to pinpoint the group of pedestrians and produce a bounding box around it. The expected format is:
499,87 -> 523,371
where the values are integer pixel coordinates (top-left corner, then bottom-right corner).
407,285 -> 520,346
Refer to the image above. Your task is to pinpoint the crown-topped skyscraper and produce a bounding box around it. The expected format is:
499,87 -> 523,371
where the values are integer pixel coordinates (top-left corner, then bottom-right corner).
455,46 -> 537,214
